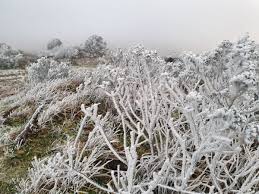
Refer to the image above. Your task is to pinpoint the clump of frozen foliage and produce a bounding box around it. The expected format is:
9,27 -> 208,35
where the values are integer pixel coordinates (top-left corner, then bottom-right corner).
14,36 -> 259,193
53,46 -> 79,59
27,57 -> 70,84
41,46 -> 79,60
41,38 -> 79,60
0,43 -> 23,69
17,105 -> 118,193
83,35 -> 107,58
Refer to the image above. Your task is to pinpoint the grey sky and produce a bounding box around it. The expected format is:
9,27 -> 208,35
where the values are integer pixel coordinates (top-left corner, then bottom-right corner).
0,0 -> 259,55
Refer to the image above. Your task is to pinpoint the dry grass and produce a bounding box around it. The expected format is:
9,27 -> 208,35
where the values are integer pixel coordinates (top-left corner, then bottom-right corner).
0,69 -> 25,100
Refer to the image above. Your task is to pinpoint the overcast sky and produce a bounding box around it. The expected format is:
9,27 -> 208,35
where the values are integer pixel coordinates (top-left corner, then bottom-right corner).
0,0 -> 259,55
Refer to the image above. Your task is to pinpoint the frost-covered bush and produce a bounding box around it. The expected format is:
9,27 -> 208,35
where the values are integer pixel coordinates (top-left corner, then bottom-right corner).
17,105 -> 118,193
41,45 -> 79,60
0,43 -> 23,69
1,66 -> 90,127
27,57 -> 70,84
53,46 -> 79,59
0,57 -> 15,69
11,36 -> 259,193
83,35 -> 107,58
47,38 -> 63,50
179,35 -> 259,144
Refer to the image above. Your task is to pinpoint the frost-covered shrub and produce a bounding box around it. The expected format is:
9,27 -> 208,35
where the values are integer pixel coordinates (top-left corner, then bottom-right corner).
0,43 -> 19,55
1,67 -> 89,126
180,34 -> 259,145
83,35 -> 107,58
41,45 -> 79,60
10,36 -> 259,193
27,57 -> 70,84
0,43 -> 22,69
0,57 -> 15,69
47,38 -> 62,50
17,144 -> 106,193
17,105 -> 118,193
53,46 -> 79,59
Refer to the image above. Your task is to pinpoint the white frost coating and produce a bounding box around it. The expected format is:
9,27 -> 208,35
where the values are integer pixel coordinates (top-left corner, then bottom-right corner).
27,57 -> 70,84
83,35 -> 107,58
15,35 -> 259,193
0,43 -> 22,69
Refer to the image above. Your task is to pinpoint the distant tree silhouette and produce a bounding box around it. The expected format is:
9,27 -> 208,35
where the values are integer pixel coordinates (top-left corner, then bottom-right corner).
47,38 -> 62,50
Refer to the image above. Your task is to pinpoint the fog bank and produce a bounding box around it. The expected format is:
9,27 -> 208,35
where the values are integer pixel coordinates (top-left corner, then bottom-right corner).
0,0 -> 259,55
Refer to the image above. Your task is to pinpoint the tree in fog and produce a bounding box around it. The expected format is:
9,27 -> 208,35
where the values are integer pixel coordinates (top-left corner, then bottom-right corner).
47,38 -> 63,50
83,35 -> 107,57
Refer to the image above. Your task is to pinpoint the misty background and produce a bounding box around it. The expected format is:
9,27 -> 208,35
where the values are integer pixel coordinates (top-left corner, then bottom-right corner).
0,0 -> 259,55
